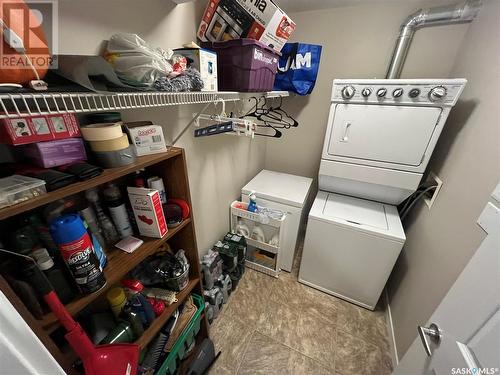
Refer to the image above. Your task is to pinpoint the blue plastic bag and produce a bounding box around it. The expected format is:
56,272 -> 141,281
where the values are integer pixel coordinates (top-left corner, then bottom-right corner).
274,43 -> 322,95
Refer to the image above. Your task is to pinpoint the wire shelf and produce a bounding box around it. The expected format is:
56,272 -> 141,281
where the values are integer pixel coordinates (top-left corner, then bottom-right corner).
0,90 -> 289,119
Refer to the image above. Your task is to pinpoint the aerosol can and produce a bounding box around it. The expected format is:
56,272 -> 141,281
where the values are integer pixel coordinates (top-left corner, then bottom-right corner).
50,214 -> 106,294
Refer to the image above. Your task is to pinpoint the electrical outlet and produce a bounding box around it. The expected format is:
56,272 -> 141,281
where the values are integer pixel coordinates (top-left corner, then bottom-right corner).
424,172 -> 443,209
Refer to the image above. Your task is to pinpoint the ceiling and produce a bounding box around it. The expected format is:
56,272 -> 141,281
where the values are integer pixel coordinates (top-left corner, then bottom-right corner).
274,0 -> 436,13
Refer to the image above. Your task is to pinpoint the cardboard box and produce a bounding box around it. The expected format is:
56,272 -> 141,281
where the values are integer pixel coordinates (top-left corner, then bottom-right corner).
127,187 -> 168,238
0,113 -> 81,145
23,138 -> 87,168
124,121 -> 167,156
197,0 -> 295,53
175,48 -> 218,91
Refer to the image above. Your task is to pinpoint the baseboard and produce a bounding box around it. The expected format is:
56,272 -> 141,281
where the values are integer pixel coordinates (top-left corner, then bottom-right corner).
384,289 -> 399,368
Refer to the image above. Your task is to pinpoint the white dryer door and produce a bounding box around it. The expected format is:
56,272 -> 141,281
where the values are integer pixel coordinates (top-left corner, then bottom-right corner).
327,104 -> 442,166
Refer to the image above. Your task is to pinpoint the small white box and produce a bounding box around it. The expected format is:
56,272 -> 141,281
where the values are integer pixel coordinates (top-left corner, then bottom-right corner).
127,187 -> 168,238
124,121 -> 167,156
176,48 -> 218,92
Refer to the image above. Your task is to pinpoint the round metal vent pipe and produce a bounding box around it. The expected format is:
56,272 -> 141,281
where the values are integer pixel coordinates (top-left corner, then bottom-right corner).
386,0 -> 482,79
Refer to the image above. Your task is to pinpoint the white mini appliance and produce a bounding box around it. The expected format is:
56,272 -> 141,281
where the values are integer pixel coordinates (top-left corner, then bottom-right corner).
242,170 -> 313,272
299,79 -> 466,309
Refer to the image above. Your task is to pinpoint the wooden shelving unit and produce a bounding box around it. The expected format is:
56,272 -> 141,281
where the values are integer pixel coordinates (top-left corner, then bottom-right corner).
0,149 -> 182,220
0,148 -> 208,374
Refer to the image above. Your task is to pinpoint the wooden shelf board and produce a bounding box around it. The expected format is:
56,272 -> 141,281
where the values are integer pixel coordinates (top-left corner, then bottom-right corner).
135,278 -> 199,350
0,148 -> 182,220
40,218 -> 191,329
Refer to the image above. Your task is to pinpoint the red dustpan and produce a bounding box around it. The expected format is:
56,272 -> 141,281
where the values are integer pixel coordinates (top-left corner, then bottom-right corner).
0,249 -> 139,375
44,290 -> 139,375
2,248 -> 141,375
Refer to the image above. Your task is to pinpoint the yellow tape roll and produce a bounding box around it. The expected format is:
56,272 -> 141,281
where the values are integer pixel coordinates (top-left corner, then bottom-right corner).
89,134 -> 130,152
80,122 -> 123,141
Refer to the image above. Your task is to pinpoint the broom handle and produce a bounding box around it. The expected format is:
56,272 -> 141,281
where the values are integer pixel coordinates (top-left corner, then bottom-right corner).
44,291 -> 78,332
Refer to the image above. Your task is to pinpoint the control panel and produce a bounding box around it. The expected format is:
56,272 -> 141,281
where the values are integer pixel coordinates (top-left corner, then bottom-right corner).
332,79 -> 467,106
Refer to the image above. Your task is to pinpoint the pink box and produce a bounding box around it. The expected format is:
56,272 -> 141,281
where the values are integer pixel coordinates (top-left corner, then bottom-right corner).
0,113 -> 81,145
23,138 -> 87,168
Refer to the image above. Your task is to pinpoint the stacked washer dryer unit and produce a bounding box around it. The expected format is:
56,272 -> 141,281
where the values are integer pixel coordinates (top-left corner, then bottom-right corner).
299,79 -> 466,310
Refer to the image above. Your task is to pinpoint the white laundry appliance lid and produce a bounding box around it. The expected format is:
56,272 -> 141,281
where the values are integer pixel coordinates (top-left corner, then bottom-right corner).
310,191 -> 406,242
242,170 -> 313,208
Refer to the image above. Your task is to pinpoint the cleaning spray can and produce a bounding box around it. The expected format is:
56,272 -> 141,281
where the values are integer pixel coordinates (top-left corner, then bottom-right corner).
50,214 -> 106,294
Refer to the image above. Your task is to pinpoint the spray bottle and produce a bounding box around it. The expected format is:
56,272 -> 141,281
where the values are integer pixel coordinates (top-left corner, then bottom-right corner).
247,191 -> 258,213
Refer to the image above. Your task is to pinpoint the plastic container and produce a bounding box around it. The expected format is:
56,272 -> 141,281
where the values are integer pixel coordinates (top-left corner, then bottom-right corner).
0,175 -> 46,209
100,320 -> 135,344
38,254 -> 75,304
85,188 -> 120,245
213,239 -> 242,273
80,206 -> 108,267
205,39 -> 280,92
13,226 -> 38,255
131,293 -> 156,327
229,264 -> 243,291
156,294 -> 204,375
120,305 -> 144,338
102,184 -> 133,238
164,265 -> 189,292
107,287 -> 127,318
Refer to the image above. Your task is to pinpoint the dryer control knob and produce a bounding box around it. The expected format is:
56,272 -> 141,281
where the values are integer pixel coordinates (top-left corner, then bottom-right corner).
376,88 -> 387,98
429,86 -> 447,101
342,85 -> 356,99
361,88 -> 372,97
409,88 -> 421,98
392,88 -> 404,98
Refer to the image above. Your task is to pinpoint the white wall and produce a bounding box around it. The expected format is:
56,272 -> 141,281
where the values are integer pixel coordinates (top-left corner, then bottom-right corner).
56,0 -> 266,253
387,0 -> 500,358
264,0 -> 469,178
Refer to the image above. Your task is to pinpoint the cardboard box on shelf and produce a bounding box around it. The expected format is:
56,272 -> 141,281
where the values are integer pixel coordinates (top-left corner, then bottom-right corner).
0,113 -> 81,145
127,187 -> 168,238
175,48 -> 218,91
197,0 -> 295,53
23,138 -> 87,168
124,121 -> 167,156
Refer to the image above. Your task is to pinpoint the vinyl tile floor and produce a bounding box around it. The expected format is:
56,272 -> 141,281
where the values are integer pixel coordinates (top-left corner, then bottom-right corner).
208,244 -> 393,375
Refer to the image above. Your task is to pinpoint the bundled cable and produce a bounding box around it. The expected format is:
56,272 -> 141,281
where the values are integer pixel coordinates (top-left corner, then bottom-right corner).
399,185 -> 438,220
